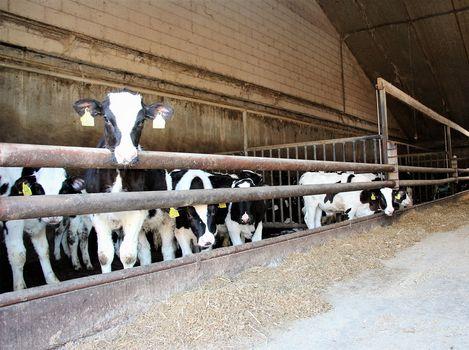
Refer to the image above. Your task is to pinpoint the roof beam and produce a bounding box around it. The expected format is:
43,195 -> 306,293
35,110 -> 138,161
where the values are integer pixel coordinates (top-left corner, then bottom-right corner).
344,5 -> 469,37
377,78 -> 469,137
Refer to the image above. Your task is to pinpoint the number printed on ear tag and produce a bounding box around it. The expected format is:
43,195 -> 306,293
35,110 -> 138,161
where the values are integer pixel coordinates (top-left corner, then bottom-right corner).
153,114 -> 166,129
80,108 -> 95,127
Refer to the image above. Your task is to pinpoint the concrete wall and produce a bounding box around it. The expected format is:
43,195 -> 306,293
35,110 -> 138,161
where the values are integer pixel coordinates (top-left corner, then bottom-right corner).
0,0 -> 402,152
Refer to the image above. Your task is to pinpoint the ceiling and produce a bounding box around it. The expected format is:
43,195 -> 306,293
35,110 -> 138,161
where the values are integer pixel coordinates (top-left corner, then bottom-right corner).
317,0 -> 469,145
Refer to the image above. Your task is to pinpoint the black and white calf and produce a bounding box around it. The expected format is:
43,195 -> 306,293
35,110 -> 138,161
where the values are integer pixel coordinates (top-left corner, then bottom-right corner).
170,170 -> 220,256
0,167 -> 84,290
300,172 -> 396,230
74,89 -> 174,272
223,176 -> 266,246
169,170 -> 266,253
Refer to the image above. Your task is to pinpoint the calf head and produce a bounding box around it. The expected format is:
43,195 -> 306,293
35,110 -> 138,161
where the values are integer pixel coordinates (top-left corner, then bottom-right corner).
230,178 -> 257,225
11,168 -> 85,224
73,89 -> 174,165
392,188 -> 413,210
360,188 -> 394,216
177,204 -> 218,248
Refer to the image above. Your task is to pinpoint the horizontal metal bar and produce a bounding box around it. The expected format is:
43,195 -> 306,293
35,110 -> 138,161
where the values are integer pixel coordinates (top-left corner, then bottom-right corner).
263,223 -> 307,229
399,178 -> 457,186
0,181 -> 396,221
377,78 -> 469,137
398,165 -> 455,173
397,151 -> 446,158
245,134 -> 381,152
458,176 -> 469,181
0,143 -> 395,172
458,169 -> 469,173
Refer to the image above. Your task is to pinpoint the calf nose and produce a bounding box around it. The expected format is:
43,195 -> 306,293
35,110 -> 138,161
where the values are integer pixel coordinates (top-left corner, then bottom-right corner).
241,212 -> 250,224
114,146 -> 138,165
198,232 -> 215,248
385,208 -> 394,216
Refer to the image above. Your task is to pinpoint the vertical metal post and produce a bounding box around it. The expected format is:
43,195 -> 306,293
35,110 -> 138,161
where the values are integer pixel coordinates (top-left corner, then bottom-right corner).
286,148 -> 293,223
386,141 -> 399,188
451,155 -> 458,195
242,110 -> 248,156
269,149 -> 275,223
445,126 -> 453,168
378,89 -> 389,164
278,150 -> 284,224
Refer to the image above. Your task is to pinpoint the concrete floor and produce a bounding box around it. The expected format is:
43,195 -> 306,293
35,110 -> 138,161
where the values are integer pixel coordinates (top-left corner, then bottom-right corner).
258,224 -> 469,350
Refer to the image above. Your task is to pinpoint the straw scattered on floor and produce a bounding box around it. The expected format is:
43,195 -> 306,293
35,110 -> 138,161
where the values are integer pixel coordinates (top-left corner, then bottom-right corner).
66,195 -> 469,350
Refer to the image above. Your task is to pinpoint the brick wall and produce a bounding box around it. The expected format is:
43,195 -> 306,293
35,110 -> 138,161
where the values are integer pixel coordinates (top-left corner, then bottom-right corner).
0,0 -> 401,133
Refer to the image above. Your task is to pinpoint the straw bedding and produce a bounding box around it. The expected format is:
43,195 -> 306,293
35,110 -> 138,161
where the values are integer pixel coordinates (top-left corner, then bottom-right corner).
67,195 -> 469,350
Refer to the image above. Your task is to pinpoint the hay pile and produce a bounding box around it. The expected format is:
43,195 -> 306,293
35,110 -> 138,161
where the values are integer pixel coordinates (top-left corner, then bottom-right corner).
68,195 -> 469,350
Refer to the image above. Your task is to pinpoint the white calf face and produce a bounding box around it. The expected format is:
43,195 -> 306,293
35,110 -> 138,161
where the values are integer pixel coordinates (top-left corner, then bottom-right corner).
107,92 -> 143,165
380,188 -> 395,216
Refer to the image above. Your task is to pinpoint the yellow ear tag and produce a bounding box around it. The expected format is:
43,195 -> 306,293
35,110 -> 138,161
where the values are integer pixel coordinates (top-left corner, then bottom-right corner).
371,193 -> 377,201
218,203 -> 227,208
152,114 -> 166,129
22,182 -> 32,196
395,193 -> 401,200
80,108 -> 95,127
169,207 -> 179,218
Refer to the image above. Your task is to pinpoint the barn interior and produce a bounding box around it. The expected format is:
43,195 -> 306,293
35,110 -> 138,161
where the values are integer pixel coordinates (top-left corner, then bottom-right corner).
0,0 -> 468,294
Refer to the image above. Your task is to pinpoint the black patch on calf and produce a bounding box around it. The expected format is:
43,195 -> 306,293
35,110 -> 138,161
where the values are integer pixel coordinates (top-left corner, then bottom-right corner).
360,189 -> 386,212
324,181 -> 341,203
346,174 -> 355,183
0,183 -> 8,195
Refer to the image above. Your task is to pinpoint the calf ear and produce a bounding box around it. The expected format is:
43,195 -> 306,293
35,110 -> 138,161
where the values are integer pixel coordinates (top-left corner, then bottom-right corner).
73,99 -> 102,117
145,103 -> 174,121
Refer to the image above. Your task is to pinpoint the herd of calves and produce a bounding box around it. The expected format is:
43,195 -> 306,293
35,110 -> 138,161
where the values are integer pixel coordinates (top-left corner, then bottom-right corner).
0,89 -> 412,291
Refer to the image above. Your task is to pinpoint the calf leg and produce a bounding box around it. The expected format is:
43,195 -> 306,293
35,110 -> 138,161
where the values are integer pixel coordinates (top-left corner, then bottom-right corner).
314,207 -> 323,228
158,218 -> 176,261
93,214 -> 114,273
226,221 -> 243,246
137,231 -> 152,266
119,211 -> 147,269
53,228 -> 63,261
175,228 -> 195,256
79,234 -> 93,270
4,221 -> 27,290
251,221 -> 263,242
68,229 -> 81,271
30,225 -> 60,285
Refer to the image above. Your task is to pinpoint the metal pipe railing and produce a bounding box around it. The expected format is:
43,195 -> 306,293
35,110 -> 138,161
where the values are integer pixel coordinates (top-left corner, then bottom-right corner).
398,165 -> 455,173
377,78 -> 469,137
0,143 -> 396,172
399,178 -> 457,186
0,181 -> 396,221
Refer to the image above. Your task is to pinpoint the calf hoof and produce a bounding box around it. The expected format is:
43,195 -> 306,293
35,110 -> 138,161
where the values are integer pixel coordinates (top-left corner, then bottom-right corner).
73,264 -> 82,272
54,253 -> 61,261
85,263 -> 94,271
